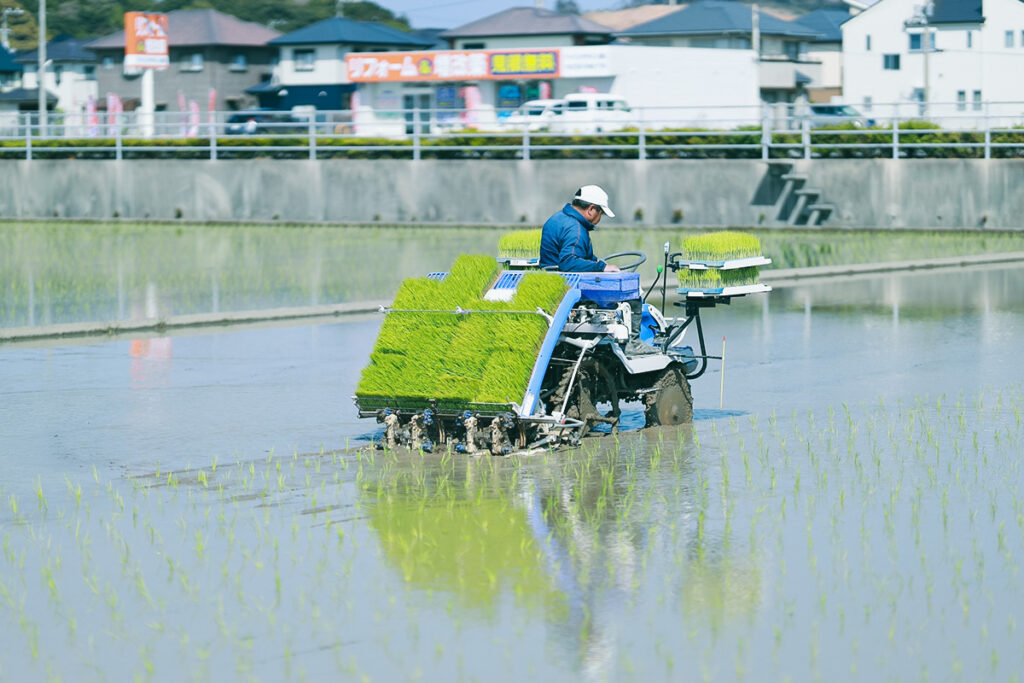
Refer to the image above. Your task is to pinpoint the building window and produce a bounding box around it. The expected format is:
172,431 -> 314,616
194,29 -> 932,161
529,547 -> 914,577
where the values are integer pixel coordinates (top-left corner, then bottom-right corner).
866,35 -> 871,50
230,54 -> 247,72
966,30 -> 973,48
294,48 -> 315,71
863,96 -> 873,112
973,90 -> 982,111
183,52 -> 203,71
84,65 -> 95,81
883,54 -> 900,70
957,90 -> 966,111
102,56 -> 114,70
909,33 -> 921,50
462,42 -> 486,49
1006,30 -> 1014,47
53,65 -> 62,85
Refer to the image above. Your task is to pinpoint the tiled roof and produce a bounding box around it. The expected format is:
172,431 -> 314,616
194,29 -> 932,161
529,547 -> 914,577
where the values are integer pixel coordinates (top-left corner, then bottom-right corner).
929,0 -> 983,24
0,86 -> 57,103
583,6 -> 682,32
15,35 -> 95,63
793,8 -> 850,42
618,0 -> 823,39
441,6 -> 614,38
269,16 -> 434,47
88,9 -> 280,50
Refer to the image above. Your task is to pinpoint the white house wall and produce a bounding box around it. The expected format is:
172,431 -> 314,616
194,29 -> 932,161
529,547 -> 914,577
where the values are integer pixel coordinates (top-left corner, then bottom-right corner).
605,46 -> 760,126
977,0 -> 1024,105
278,45 -> 347,85
843,0 -> 1024,123
807,44 -> 842,90
22,63 -> 98,122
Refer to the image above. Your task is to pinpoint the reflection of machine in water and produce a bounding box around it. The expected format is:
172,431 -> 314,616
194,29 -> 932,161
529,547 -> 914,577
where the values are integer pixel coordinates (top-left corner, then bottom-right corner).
362,430 -> 764,678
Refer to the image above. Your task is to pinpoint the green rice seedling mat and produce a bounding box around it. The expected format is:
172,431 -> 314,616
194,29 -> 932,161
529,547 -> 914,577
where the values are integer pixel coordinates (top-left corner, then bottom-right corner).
497,229 -> 543,260
356,254 -> 568,411
678,231 -> 764,290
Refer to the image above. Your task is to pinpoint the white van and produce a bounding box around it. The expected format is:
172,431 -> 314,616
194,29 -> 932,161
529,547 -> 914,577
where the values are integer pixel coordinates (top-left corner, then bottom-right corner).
552,94 -> 633,135
502,99 -> 564,132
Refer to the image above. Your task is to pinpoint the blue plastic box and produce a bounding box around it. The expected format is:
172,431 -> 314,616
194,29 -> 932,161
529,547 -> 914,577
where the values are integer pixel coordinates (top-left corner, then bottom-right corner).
565,272 -> 642,305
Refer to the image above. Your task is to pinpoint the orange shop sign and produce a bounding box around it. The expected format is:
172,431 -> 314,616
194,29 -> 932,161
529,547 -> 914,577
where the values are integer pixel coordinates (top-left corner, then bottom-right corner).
124,12 -> 169,69
346,50 -> 560,83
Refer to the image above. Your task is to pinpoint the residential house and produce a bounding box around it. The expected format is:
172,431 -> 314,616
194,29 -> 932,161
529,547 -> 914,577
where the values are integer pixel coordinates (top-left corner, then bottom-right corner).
439,6 -> 614,50
87,9 -> 280,113
259,16 -> 434,111
0,46 -> 40,132
616,0 -> 825,104
842,0 -> 1024,121
793,7 -> 850,101
428,7 -> 616,110
16,35 -> 96,117
0,45 -> 21,91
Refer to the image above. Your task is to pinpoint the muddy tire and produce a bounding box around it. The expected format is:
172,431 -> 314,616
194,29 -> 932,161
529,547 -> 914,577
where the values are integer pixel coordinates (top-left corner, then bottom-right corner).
644,366 -> 693,426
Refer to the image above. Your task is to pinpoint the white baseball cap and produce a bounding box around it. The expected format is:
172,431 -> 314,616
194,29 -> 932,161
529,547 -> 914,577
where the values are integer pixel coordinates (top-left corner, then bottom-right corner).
575,185 -> 615,218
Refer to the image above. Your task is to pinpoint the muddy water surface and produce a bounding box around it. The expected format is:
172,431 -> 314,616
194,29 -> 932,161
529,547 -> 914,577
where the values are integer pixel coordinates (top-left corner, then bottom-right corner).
2,264 -> 1024,680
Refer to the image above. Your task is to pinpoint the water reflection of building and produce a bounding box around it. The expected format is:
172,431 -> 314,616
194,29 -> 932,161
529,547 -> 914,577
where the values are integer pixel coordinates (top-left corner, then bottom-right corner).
130,281 -> 173,386
766,263 -> 1024,329
361,428 -> 764,680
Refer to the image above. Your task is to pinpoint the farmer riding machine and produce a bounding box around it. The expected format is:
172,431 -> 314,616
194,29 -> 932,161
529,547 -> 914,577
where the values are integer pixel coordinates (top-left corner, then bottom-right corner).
354,231 -> 771,453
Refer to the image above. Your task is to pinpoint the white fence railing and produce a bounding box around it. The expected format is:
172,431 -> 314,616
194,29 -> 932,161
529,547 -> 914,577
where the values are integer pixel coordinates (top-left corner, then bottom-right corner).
1,101 -> 1023,160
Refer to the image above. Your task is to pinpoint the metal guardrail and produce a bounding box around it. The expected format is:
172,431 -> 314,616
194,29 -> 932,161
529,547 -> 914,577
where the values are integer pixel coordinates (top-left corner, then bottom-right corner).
1,102 -> 1023,160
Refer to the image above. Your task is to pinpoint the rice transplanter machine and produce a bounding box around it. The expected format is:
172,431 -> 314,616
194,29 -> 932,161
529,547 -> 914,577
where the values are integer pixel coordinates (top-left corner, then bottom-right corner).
354,232 -> 770,453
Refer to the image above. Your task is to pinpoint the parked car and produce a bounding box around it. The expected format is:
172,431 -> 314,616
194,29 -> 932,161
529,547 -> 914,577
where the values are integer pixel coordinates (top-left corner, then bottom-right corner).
225,110 -> 306,135
551,94 -> 633,134
806,104 -> 869,128
502,99 -> 564,132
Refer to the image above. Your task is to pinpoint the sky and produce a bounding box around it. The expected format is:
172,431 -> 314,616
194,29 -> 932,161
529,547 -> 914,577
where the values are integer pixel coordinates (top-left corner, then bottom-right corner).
378,0 -> 626,30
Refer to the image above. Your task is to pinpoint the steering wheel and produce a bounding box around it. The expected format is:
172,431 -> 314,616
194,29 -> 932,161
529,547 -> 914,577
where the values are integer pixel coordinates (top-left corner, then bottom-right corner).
600,251 -> 647,272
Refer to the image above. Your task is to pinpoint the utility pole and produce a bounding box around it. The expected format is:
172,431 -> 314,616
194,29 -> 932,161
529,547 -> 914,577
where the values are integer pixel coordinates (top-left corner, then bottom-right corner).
751,3 -> 760,58
37,0 -> 46,135
1,6 -> 24,50
904,2 -> 934,116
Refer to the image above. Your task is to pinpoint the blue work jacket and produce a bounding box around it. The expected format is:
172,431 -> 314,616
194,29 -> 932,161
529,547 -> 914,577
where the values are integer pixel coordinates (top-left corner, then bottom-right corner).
539,204 -> 606,272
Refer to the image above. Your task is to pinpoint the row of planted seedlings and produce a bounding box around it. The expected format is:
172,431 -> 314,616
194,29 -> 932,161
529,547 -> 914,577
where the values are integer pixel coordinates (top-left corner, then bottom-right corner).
2,385 -> 1023,679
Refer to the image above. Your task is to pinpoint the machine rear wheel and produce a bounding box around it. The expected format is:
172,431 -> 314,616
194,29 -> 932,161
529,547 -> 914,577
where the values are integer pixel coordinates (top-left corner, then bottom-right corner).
645,366 -> 693,426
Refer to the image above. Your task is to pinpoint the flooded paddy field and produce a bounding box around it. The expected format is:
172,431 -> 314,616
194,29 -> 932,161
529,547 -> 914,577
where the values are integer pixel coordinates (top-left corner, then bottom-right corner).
3,223 -> 1024,681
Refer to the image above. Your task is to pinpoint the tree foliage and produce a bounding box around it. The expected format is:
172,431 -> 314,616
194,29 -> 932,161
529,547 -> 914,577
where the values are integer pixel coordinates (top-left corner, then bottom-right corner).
1,0 -> 38,50
12,0 -> 410,44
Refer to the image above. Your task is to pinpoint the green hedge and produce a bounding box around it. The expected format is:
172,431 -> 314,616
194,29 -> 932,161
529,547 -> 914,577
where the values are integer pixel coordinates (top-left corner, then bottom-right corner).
2,122 -> 1023,160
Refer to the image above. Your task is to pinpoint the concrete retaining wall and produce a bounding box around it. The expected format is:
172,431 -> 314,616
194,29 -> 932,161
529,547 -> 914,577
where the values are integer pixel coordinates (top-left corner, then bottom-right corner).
1,158 -> 1021,229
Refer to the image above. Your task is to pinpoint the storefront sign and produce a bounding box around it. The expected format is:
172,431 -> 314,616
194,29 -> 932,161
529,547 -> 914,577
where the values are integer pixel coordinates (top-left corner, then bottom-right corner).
346,49 -> 560,83
124,12 -> 169,69
560,47 -> 612,78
